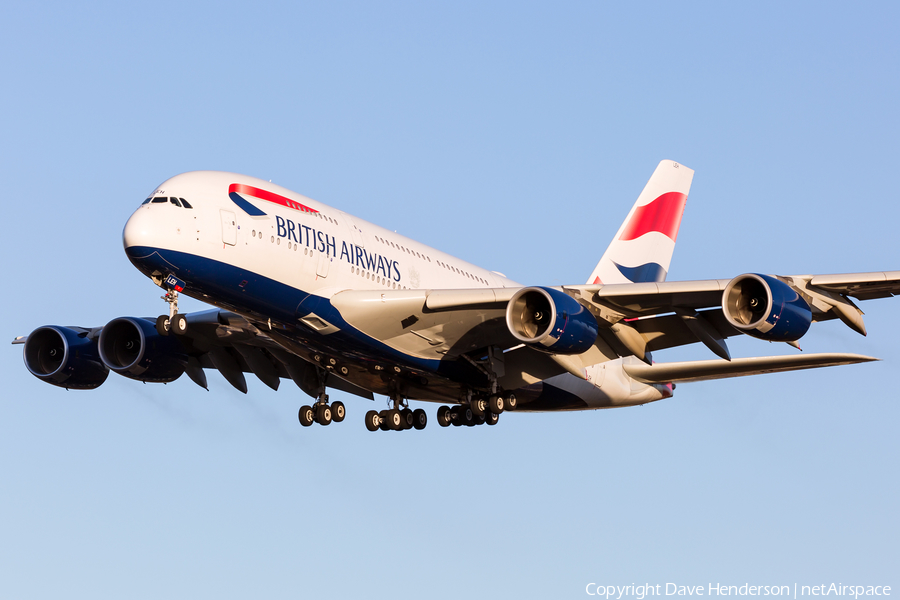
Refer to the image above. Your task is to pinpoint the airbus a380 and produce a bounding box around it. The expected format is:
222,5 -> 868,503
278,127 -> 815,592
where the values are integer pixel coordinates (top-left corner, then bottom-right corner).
15,161 -> 900,432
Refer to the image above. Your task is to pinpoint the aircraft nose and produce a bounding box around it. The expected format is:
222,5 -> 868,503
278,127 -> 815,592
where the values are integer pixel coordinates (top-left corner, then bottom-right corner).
122,207 -> 154,251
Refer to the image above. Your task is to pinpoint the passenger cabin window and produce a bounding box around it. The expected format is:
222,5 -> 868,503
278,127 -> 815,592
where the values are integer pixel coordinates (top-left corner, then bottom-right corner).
151,197 -> 167,203
180,198 -> 193,209
169,197 -> 182,207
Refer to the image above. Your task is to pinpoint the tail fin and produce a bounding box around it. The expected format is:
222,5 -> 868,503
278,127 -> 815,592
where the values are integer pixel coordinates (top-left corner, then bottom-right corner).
586,160 -> 694,285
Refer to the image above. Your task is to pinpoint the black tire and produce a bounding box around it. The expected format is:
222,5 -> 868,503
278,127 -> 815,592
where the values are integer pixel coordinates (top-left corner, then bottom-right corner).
298,405 -> 315,427
412,408 -> 427,430
316,404 -> 332,426
488,394 -> 504,414
460,406 -> 474,426
400,408 -> 414,430
485,412 -> 499,426
387,409 -> 403,431
332,401 -> 346,422
450,408 -> 462,426
365,410 -> 380,432
472,414 -> 485,426
505,393 -> 517,410
471,398 -> 486,416
171,313 -> 188,335
437,406 -> 451,427
155,315 -> 170,336
378,410 -> 390,431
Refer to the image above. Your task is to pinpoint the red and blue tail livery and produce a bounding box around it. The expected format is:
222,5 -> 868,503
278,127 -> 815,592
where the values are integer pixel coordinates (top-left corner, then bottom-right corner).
587,160 -> 692,285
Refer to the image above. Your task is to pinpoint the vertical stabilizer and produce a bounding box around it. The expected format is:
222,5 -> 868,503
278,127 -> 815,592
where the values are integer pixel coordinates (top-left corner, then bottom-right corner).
586,160 -> 694,285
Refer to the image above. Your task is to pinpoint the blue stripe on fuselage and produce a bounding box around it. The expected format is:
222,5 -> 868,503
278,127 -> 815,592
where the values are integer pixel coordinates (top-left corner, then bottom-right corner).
229,192 -> 268,216
123,246 -> 477,384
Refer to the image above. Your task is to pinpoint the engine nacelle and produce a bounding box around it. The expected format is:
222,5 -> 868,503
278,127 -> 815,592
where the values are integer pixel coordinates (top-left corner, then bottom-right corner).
722,273 -> 812,342
506,286 -> 599,354
23,326 -> 109,389
98,317 -> 186,382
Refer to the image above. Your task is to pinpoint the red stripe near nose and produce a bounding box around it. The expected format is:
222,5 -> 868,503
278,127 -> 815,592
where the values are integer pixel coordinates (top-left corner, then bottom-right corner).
229,183 -> 318,213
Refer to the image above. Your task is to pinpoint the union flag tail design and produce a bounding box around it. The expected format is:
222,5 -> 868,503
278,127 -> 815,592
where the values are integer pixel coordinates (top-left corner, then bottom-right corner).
586,160 -> 694,285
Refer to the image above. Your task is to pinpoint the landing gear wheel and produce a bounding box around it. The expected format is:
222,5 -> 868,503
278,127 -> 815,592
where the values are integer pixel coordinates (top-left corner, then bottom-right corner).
437,406 -> 451,427
332,401 -> 346,422
387,409 -> 403,430
315,404 -> 333,426
412,408 -> 427,430
505,393 -> 517,410
472,414 -> 485,426
155,315 -> 170,336
298,405 -> 315,427
457,406 -> 474,426
485,412 -> 499,426
378,410 -> 390,431
365,410 -> 380,432
471,398 -> 487,416
488,394 -> 504,414
171,313 -> 188,335
400,408 -> 414,430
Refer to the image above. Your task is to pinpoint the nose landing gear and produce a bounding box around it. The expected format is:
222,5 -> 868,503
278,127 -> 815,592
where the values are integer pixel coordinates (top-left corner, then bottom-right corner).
155,282 -> 187,336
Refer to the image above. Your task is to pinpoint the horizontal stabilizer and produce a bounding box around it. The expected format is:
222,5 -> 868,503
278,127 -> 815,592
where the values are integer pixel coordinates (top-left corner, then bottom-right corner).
624,353 -> 878,384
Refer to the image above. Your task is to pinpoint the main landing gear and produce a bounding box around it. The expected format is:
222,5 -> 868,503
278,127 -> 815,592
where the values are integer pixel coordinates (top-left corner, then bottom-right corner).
298,392 -> 346,427
298,367 -> 346,428
365,395 -> 427,432
436,392 -> 516,428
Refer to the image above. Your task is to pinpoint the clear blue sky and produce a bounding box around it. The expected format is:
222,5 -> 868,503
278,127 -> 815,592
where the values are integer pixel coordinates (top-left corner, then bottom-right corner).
1,2 -> 898,598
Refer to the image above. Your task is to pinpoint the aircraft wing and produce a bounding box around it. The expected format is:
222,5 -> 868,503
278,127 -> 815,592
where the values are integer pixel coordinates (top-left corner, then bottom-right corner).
571,271 -> 900,315
805,272 -> 900,300
16,309 -> 374,399
623,353 -> 878,384
171,310 -> 373,399
329,271 -> 899,375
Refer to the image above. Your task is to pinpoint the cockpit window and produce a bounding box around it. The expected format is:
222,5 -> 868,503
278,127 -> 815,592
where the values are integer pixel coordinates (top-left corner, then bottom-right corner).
169,197 -> 182,207
180,198 -> 193,209
151,197 -> 167,203
141,198 -> 151,205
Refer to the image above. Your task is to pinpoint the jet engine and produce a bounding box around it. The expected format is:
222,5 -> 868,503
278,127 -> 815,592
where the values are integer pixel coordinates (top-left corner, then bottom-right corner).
98,317 -> 186,382
506,286 -> 599,354
722,273 -> 812,342
23,326 -> 109,389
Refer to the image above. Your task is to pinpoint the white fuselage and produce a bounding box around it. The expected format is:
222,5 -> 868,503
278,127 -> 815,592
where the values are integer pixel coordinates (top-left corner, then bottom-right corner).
123,171 -> 671,410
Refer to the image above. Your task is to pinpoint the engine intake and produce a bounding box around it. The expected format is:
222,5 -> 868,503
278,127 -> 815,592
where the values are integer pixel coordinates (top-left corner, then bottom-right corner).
98,317 -> 186,382
722,273 -> 812,342
506,286 -> 599,354
23,326 -> 109,389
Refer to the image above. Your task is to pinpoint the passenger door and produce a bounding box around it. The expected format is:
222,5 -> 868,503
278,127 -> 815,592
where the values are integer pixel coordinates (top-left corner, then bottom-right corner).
220,210 -> 237,246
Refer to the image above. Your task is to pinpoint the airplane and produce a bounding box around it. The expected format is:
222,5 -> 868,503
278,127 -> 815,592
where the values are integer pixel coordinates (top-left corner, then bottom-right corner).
14,160 -> 900,432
